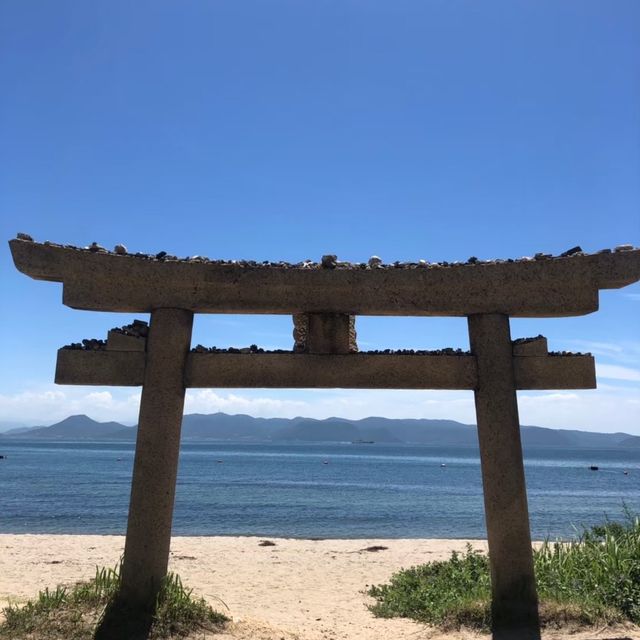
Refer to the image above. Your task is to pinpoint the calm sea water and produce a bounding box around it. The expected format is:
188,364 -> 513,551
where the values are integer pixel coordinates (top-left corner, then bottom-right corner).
1,441 -> 638,539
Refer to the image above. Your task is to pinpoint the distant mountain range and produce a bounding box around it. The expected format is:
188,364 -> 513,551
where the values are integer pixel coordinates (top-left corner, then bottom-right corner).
2,413 -> 639,449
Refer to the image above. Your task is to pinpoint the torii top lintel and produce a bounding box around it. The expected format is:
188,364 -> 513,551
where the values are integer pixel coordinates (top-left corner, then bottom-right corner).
9,238 -> 640,317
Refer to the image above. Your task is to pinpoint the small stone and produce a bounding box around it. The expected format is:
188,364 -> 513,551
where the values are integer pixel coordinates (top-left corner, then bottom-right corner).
534,253 -> 552,260
368,255 -> 382,268
467,256 -> 478,264
155,251 -> 167,260
560,246 -> 582,257
321,254 -> 337,269
615,244 -> 634,252
258,540 -> 276,547
597,248 -> 612,254
418,259 -> 428,266
17,232 -> 34,241
88,242 -> 107,253
114,244 -> 128,255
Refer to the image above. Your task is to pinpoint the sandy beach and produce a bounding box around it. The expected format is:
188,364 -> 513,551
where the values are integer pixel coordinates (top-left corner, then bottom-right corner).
0,534 -> 637,640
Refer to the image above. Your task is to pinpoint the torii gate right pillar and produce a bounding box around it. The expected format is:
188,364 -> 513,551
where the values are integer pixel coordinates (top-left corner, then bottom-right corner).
468,313 -> 540,639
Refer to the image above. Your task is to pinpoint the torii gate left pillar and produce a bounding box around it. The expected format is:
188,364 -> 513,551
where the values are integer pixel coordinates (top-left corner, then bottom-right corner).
119,308 -> 193,609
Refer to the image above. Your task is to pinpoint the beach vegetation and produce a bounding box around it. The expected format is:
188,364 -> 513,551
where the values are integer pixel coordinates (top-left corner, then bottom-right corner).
368,513 -> 640,630
0,563 -> 228,639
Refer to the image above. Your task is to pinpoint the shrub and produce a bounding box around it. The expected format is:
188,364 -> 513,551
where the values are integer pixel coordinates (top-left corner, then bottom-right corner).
0,563 -> 228,640
368,513 -> 640,630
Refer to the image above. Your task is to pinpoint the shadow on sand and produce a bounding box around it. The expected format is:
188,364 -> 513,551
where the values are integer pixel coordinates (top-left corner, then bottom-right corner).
93,598 -> 153,640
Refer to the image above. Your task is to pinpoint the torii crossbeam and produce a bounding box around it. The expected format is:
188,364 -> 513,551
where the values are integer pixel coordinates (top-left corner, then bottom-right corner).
10,236 -> 640,640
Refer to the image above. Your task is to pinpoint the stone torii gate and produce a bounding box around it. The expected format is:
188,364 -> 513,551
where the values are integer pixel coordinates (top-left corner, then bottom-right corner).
10,235 -> 640,639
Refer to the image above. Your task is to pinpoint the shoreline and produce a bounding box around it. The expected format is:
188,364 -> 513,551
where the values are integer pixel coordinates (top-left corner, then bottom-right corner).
1,534 -> 637,640
0,531 -> 494,540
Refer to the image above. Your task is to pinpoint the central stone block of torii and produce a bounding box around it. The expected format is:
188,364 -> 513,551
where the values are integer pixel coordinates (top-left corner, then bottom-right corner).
10,234 -> 640,640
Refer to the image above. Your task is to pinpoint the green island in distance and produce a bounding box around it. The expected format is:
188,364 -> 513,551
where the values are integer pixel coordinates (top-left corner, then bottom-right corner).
2,413 -> 639,449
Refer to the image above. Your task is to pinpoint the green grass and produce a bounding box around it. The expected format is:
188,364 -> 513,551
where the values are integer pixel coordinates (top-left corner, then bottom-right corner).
368,513 -> 640,630
0,564 -> 228,640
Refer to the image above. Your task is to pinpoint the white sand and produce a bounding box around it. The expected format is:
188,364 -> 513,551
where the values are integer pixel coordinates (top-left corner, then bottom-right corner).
0,535 -> 637,640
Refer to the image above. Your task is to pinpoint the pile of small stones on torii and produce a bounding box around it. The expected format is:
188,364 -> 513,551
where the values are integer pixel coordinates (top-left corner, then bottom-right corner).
71,323 -> 587,358
15,232 -> 636,268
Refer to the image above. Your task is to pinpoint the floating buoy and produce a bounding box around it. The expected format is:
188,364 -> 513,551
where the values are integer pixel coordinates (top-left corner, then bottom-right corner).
440,463 -> 446,467
323,460 -> 329,465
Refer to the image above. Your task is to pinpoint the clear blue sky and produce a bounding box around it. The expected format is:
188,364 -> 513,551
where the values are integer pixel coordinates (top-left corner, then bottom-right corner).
1,1 -> 638,432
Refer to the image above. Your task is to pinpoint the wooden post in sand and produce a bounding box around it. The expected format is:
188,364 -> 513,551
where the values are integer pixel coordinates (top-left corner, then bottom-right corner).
468,314 -> 540,639
119,308 -> 194,610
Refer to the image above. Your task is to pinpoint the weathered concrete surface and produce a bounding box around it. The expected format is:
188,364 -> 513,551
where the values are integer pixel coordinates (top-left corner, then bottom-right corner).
512,336 -> 548,356
120,308 -> 193,610
106,329 -> 146,351
55,348 -> 145,386
294,313 -> 358,353
512,354 -> 595,389
54,349 -> 595,390
307,313 -> 352,354
187,353 -> 596,390
348,315 -> 357,352
10,239 -> 640,316
187,353 -> 477,389
292,313 -> 309,352
468,313 -> 540,639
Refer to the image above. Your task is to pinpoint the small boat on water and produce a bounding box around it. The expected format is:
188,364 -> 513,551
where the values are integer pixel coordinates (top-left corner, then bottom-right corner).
351,440 -> 375,444
589,465 -> 599,471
